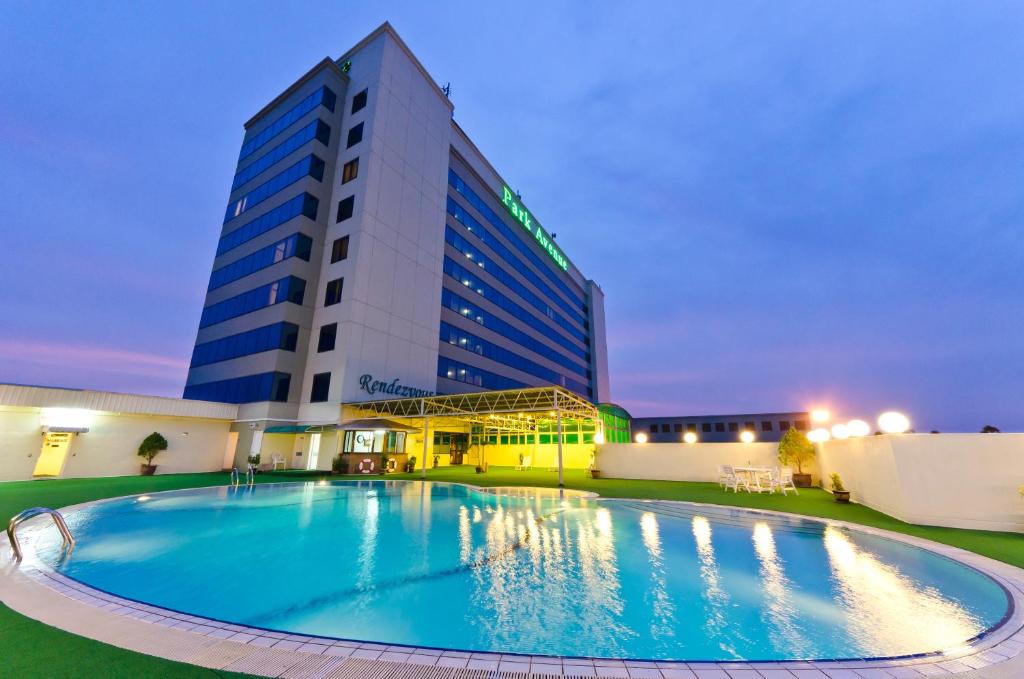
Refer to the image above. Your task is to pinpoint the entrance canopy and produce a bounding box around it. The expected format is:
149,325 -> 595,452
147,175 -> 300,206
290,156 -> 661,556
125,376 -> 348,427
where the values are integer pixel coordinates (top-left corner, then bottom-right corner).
342,385 -> 599,431
341,386 -> 601,485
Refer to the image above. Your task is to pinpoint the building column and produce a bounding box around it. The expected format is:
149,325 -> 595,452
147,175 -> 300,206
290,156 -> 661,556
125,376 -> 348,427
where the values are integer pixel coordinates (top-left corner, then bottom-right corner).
421,416 -> 429,479
556,408 -> 564,487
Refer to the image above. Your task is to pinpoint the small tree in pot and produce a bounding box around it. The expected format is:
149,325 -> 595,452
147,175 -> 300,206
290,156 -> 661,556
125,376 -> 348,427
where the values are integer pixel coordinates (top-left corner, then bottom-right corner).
138,432 -> 168,475
830,472 -> 851,503
778,428 -> 815,487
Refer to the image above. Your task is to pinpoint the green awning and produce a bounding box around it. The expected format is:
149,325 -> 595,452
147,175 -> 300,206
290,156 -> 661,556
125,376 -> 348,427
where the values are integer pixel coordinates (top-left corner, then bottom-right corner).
264,424 -> 334,434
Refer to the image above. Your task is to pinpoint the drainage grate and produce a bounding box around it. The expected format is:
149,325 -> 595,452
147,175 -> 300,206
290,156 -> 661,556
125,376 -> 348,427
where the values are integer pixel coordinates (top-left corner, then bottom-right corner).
222,648 -> 305,676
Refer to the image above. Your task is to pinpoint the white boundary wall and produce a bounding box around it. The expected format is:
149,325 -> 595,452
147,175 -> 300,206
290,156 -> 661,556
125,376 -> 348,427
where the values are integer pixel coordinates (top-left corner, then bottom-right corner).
0,385 -> 238,482
818,434 -> 1024,532
596,442 -> 783,482
597,434 -> 1024,533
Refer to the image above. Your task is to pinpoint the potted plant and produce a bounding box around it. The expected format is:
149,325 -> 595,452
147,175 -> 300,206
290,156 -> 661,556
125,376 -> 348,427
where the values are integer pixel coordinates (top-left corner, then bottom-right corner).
778,428 -> 815,487
331,454 -> 346,475
830,472 -> 851,503
247,453 -> 261,473
404,456 -> 417,473
138,432 -> 168,475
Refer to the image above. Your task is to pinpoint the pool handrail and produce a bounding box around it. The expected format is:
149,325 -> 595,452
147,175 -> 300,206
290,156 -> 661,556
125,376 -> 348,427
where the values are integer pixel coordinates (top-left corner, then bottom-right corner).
6,507 -> 75,561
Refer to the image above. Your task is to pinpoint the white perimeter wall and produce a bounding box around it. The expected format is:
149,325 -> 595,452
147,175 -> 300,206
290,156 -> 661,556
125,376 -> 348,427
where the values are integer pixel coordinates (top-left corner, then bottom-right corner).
597,442 -> 781,482
818,434 -> 1024,532
597,434 -> 1024,532
0,408 -> 235,482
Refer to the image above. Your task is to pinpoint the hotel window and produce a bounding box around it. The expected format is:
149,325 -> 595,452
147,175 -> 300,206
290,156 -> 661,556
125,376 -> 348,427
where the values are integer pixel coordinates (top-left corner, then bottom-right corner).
687,424 -> 697,433
728,422 -> 738,432
794,420 -> 808,431
331,235 -> 350,262
673,423 -> 682,432
779,421 -> 791,431
701,423 -> 712,433
324,277 -> 343,306
762,421 -> 773,431
351,88 -> 367,114
744,421 -> 755,430
346,122 -> 364,148
714,423 -> 725,432
310,372 -> 331,402
336,196 -> 354,222
317,323 -> 337,352
660,424 -> 669,433
342,158 -> 359,184
649,424 -> 658,433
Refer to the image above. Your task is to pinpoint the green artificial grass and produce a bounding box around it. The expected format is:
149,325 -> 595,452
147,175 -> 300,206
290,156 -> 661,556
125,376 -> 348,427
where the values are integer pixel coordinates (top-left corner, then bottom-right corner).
1,466 -> 1022,678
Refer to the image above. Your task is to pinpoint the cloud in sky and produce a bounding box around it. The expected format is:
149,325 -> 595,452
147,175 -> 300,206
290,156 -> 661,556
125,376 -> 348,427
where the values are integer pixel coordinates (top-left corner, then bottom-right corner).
0,1 -> 1021,431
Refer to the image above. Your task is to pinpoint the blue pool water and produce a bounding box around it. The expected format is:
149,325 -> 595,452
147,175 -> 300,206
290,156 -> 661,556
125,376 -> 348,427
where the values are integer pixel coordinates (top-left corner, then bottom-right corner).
33,481 -> 1009,661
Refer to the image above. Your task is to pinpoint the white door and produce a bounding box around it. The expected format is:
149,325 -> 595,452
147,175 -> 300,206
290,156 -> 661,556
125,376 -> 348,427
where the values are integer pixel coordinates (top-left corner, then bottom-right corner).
307,433 -> 321,470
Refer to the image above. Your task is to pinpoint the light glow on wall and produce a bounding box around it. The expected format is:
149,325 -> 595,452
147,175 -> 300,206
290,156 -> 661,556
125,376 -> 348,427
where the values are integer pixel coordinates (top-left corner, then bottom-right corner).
40,408 -> 95,430
635,432 -> 648,444
593,431 -> 605,445
846,419 -> 871,437
831,424 -> 850,440
878,411 -> 911,434
808,428 -> 831,443
810,408 -> 831,423
740,430 -> 756,443
683,431 -> 698,444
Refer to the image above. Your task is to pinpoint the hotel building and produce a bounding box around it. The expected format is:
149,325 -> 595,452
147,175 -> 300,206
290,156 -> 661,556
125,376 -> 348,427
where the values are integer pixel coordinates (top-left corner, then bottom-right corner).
180,23 -> 612,469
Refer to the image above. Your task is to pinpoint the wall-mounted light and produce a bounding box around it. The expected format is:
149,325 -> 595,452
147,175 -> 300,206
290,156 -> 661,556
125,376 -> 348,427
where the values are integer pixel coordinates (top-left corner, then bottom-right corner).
846,419 -> 870,437
683,431 -> 698,444
635,432 -> 648,444
40,408 -> 95,430
739,430 -> 755,443
877,411 -> 910,434
810,408 -> 831,424
593,432 -> 605,445
830,424 -> 850,440
808,428 -> 831,443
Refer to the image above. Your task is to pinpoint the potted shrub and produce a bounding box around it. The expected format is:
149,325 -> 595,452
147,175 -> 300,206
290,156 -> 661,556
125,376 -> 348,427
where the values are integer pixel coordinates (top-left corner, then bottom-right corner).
331,454 -> 346,475
247,453 -> 261,473
138,432 -> 168,475
403,456 -> 417,473
830,472 -> 851,503
778,428 -> 815,487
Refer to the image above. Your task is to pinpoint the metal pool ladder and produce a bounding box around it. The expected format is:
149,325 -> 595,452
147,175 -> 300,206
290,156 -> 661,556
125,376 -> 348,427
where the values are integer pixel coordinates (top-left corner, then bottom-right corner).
230,465 -> 255,488
6,507 -> 75,561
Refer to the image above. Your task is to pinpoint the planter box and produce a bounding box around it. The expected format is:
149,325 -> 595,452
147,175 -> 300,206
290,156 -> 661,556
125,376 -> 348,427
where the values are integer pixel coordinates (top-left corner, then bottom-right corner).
140,464 -> 157,476
793,473 -> 812,488
833,490 -> 851,503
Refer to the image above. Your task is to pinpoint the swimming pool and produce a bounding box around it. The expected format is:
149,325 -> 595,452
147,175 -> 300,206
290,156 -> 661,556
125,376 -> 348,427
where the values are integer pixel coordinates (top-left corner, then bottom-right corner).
31,481 -> 1011,662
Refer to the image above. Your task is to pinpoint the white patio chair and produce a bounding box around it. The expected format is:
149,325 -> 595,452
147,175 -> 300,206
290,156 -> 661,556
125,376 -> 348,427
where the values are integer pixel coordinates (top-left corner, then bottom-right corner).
271,454 -> 285,471
721,465 -> 748,493
515,455 -> 532,471
770,467 -> 798,495
717,465 -> 728,488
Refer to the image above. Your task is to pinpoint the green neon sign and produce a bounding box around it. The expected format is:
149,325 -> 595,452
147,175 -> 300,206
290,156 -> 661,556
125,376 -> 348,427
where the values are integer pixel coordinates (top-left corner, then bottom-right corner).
501,186 -> 568,271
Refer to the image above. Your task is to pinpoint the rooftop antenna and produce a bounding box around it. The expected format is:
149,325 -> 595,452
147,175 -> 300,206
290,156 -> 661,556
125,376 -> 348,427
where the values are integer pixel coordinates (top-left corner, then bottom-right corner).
442,82 -> 451,98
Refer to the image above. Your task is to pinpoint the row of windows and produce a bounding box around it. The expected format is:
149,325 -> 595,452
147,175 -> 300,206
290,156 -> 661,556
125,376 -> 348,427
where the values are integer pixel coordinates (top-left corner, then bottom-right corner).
208,233 -> 312,291
445,226 -> 586,342
225,154 -> 325,223
446,197 -> 585,326
232,119 -> 330,192
438,356 -> 527,392
441,289 -> 588,376
238,85 -> 336,162
444,256 -> 587,359
199,276 -> 305,329
184,371 -> 291,404
646,419 -> 809,434
217,193 -> 318,256
189,322 -> 298,368
447,169 -> 585,311
440,322 -> 589,397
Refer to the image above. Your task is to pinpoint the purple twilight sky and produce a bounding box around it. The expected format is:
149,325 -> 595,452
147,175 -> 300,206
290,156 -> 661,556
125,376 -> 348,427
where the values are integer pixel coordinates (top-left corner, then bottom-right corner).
1,2 -> 1022,432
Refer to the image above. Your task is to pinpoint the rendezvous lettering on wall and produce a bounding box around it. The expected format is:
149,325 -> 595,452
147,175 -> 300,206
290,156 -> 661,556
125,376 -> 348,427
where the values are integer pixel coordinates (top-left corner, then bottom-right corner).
358,374 -> 435,398
501,187 -> 569,272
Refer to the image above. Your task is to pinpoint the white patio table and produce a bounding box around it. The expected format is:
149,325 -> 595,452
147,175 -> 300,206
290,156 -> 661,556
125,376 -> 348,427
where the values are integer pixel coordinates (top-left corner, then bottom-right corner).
732,466 -> 773,493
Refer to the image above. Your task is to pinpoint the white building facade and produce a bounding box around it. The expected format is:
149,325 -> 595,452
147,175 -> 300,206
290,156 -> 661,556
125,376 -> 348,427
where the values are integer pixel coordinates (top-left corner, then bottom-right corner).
184,23 -> 610,432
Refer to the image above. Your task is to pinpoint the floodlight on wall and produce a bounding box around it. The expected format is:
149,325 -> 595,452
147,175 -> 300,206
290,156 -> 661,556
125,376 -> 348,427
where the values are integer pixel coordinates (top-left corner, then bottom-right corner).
635,432 -> 648,444
739,430 -> 756,443
830,424 -> 850,440
40,408 -> 95,432
807,428 -> 831,443
846,419 -> 871,437
593,432 -> 605,445
810,408 -> 831,423
683,431 -> 698,444
877,411 -> 911,434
